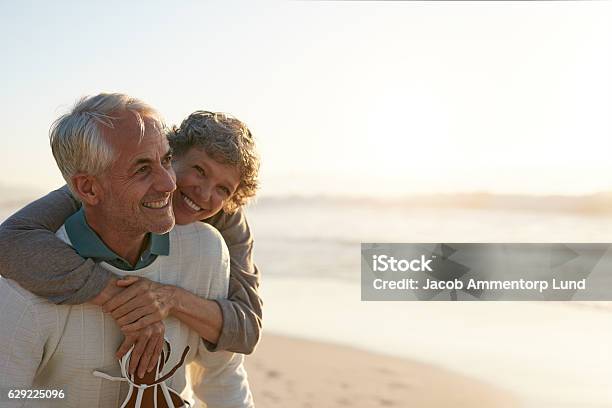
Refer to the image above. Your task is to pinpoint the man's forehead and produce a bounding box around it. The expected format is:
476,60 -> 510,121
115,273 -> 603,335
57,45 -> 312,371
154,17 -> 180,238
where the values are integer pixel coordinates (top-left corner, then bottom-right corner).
100,111 -> 164,148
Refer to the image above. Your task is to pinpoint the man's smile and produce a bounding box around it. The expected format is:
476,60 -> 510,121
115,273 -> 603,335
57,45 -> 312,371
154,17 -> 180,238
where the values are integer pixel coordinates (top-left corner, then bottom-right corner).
142,196 -> 171,209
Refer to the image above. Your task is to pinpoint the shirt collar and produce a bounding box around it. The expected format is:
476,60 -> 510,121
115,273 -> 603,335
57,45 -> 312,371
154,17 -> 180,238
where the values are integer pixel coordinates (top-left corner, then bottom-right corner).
64,208 -> 169,268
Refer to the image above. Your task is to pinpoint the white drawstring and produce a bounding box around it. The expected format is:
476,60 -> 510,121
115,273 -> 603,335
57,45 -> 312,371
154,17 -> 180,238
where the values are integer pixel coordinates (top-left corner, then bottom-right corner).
92,341 -> 191,408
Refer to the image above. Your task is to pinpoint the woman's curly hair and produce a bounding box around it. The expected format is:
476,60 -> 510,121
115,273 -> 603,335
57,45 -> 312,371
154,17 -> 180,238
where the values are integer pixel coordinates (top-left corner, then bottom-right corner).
167,111 -> 260,213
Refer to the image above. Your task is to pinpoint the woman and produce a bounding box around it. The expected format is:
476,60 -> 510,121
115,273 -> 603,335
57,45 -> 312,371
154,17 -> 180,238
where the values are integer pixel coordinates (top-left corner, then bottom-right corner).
0,110 -> 262,375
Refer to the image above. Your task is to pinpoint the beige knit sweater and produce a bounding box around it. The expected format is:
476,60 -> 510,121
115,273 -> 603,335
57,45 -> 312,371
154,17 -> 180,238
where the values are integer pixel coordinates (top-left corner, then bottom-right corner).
0,223 -> 254,408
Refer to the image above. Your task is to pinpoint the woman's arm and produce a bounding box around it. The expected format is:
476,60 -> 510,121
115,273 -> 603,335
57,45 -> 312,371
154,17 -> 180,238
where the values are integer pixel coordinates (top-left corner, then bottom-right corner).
113,208 -> 263,354
204,207 -> 262,354
115,208 -> 262,355
0,185 -> 113,304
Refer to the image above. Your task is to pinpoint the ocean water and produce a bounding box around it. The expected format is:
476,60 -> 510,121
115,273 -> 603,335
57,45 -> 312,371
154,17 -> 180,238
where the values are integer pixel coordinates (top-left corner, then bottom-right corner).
2,199 -> 612,407
245,200 -> 612,407
245,198 -> 612,281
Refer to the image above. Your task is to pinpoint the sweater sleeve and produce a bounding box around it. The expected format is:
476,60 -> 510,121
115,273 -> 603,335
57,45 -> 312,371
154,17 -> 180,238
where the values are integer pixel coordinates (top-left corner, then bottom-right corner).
189,347 -> 254,408
188,221 -> 254,408
0,185 -> 115,304
204,208 -> 263,355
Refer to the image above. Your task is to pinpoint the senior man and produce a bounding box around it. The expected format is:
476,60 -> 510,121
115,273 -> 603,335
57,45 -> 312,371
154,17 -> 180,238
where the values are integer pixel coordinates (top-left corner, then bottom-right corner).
0,93 -> 253,407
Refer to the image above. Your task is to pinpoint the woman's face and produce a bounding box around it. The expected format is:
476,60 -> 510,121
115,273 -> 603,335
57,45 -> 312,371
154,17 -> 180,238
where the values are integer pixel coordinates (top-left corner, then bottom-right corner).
172,147 -> 241,225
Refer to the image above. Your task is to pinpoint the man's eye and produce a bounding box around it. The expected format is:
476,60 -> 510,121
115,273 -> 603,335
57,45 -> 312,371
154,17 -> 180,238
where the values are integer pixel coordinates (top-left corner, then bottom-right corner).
136,166 -> 150,174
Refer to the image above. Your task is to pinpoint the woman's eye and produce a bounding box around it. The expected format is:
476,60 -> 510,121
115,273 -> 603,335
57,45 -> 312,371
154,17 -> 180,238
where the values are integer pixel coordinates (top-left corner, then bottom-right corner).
218,186 -> 231,197
194,166 -> 205,176
162,155 -> 173,167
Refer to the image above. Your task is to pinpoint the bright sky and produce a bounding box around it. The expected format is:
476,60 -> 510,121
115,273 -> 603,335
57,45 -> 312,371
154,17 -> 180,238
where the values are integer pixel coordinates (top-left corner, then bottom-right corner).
1,1 -> 610,197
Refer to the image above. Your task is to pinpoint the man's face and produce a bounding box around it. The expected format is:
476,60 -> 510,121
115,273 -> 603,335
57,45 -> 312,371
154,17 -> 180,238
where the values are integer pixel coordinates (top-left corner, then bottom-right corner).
97,113 -> 176,236
172,147 -> 241,224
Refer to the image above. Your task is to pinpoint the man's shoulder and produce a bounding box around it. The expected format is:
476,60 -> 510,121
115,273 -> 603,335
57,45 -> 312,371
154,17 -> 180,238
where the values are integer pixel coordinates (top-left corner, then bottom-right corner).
0,225 -> 68,309
0,277 -> 51,308
172,222 -> 222,236
167,223 -> 229,273
170,223 -> 225,249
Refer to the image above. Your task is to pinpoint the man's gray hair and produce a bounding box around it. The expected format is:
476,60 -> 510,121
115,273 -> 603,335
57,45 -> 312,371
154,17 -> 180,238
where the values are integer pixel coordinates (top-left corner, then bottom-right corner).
49,93 -> 165,194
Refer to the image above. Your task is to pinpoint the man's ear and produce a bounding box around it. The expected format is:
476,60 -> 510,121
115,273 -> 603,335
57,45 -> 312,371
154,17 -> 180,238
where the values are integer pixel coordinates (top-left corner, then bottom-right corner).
71,174 -> 103,205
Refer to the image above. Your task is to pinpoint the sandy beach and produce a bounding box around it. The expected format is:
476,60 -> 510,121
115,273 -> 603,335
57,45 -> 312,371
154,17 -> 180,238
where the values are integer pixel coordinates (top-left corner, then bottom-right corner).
245,334 -> 518,408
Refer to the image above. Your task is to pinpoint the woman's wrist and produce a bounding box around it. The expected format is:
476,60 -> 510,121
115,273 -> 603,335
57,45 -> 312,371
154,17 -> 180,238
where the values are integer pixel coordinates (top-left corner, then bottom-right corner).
170,286 -> 223,344
89,277 -> 122,306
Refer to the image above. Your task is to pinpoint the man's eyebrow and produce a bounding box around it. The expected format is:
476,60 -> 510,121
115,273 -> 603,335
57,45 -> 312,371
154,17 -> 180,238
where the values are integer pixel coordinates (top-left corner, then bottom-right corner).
130,149 -> 173,168
132,157 -> 152,166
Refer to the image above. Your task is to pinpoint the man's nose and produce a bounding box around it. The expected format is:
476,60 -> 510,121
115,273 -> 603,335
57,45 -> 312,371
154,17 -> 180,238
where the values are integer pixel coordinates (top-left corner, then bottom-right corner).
154,165 -> 176,194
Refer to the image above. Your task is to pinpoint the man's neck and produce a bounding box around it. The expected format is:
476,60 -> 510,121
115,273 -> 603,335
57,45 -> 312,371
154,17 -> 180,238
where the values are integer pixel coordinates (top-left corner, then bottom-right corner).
84,209 -> 147,267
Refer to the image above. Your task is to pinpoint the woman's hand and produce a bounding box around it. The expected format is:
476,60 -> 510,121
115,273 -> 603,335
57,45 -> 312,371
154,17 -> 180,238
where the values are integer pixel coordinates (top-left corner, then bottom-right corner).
102,276 -> 176,331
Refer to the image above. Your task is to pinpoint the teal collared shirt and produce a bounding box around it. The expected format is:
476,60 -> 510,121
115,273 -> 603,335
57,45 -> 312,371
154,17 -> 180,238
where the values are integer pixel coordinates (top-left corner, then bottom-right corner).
64,209 -> 170,270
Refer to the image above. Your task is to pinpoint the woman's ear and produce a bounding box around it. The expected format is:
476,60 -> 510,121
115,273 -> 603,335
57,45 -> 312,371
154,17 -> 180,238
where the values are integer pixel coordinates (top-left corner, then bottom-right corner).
71,174 -> 103,206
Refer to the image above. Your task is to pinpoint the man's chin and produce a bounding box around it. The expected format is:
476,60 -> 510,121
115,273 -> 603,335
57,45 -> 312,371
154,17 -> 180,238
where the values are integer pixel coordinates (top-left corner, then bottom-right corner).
147,216 -> 176,234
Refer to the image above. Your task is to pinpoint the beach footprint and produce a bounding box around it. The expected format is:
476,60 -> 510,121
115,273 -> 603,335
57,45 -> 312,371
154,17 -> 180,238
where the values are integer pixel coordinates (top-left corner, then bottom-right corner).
266,369 -> 281,379
336,397 -> 352,406
377,397 -> 395,406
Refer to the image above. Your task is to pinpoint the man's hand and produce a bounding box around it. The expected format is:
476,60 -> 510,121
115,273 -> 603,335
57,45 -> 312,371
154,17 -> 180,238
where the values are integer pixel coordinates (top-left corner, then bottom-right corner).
116,321 -> 165,378
103,276 -> 175,378
102,276 -> 176,332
